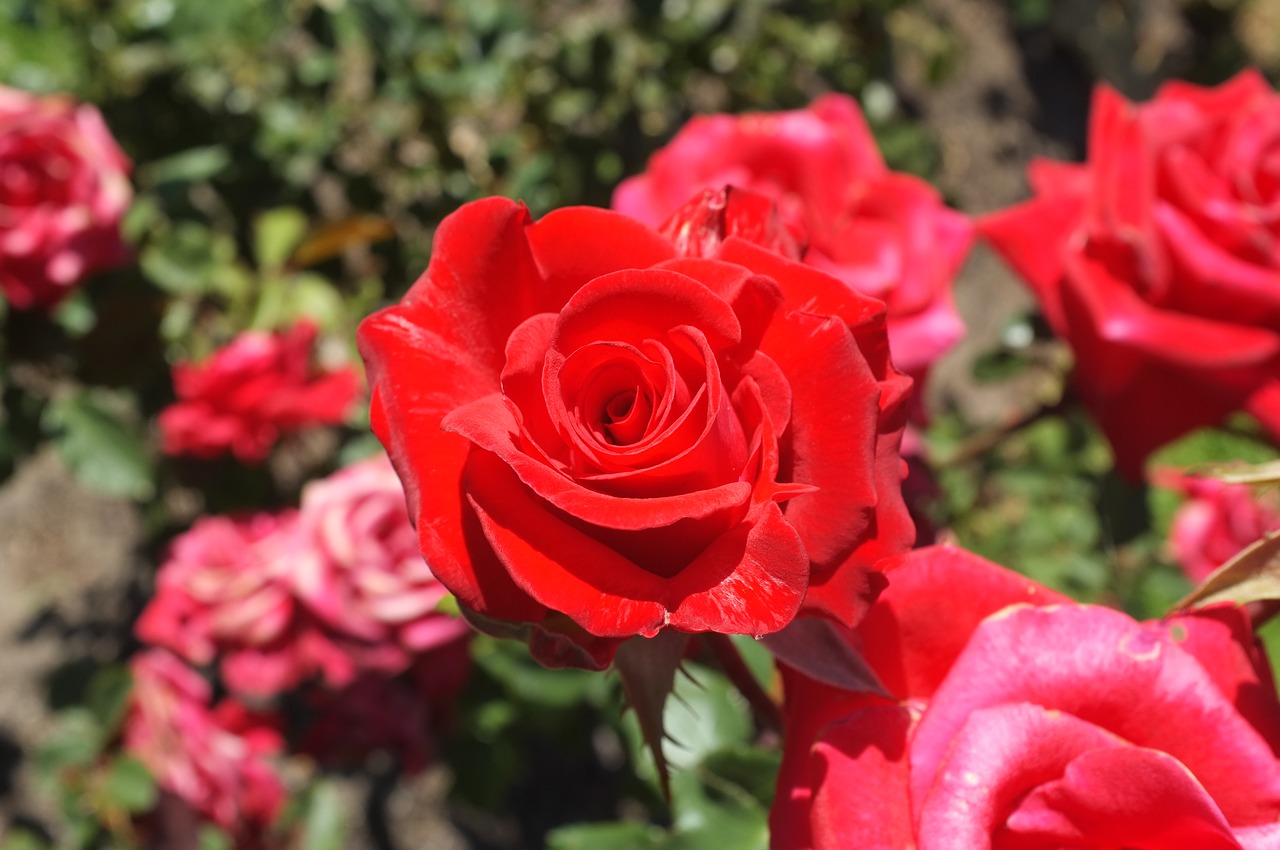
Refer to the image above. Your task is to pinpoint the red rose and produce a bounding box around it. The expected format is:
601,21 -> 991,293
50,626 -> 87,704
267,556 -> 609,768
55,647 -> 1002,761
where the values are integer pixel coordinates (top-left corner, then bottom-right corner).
983,71 -> 1280,476
158,322 -> 361,463
613,94 -> 971,394
358,190 -> 913,669
0,86 -> 132,309
773,545 -> 1280,849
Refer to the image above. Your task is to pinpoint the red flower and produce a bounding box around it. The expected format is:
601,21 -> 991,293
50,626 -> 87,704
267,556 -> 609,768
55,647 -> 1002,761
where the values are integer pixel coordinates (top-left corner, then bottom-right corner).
614,94 -> 971,393
983,71 -> 1280,476
773,545 -> 1280,849
124,650 -> 285,837
358,191 -> 913,669
0,86 -> 132,309
158,323 -> 360,463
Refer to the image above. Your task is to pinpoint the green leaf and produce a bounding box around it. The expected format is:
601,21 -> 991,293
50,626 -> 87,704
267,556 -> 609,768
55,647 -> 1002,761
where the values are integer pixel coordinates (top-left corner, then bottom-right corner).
198,826 -> 233,850
42,390 -> 154,500
2,828 -> 51,850
254,208 -> 309,272
664,771 -> 768,850
1149,422 -> 1278,471
298,780 -> 347,850
137,145 -> 232,187
102,756 -> 157,813
546,821 -> 664,850
659,663 -> 752,772
85,665 -> 133,733
51,292 -> 96,337
1173,531 -> 1280,612
37,709 -> 104,776
701,745 -> 781,808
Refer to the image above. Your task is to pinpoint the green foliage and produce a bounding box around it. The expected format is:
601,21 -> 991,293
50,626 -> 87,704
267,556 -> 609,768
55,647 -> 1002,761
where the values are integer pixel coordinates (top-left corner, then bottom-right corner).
42,389 -> 155,500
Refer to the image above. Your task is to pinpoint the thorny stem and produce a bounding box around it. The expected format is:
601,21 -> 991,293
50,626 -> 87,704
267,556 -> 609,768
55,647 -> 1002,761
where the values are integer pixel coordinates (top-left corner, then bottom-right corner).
702,633 -> 782,734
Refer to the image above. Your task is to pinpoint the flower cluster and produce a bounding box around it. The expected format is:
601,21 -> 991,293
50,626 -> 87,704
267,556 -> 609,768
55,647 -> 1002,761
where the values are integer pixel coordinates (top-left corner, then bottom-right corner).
20,61 -> 1280,850
158,322 -> 361,464
0,85 -> 132,309
139,454 -> 469,695
132,454 -> 470,834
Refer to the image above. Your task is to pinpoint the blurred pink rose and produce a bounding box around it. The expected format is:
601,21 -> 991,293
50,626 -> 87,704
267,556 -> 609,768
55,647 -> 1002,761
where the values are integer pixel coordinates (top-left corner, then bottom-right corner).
137,456 -> 469,696
135,510 -> 358,696
1161,473 -> 1280,583
0,86 -> 132,309
613,94 -> 971,390
158,322 -> 361,464
124,650 -> 285,836
293,454 -> 472,661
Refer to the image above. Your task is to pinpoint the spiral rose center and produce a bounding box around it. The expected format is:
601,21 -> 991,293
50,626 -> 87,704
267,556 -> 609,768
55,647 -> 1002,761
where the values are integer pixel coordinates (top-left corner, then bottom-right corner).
600,387 -> 653,446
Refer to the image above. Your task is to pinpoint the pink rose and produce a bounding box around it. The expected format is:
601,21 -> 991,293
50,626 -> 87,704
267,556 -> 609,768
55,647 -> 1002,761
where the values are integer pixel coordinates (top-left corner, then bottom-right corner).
158,322 -> 361,464
137,456 -> 468,696
773,545 -> 1280,849
613,94 -> 971,390
983,71 -> 1280,476
136,510 -> 353,696
1159,472 -> 1280,583
292,454 -> 471,659
124,650 -> 285,836
0,86 -> 132,309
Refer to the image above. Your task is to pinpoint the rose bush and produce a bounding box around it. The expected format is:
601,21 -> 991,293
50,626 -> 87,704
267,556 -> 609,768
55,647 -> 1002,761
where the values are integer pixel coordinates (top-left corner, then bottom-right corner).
773,544 -> 1280,849
0,85 -> 132,310
613,94 -> 971,394
1158,472 -> 1280,583
983,71 -> 1280,476
124,650 -> 285,838
358,189 -> 913,669
157,322 -> 361,463
138,456 -> 469,695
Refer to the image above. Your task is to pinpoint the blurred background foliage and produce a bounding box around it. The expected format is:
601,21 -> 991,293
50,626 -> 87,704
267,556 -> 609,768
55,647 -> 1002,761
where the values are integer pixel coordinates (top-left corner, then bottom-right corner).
4,0 -> 1280,848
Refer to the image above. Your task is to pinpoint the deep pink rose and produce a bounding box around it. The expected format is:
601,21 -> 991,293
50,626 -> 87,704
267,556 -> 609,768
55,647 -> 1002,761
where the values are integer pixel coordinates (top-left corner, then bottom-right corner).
983,71 -> 1280,476
158,322 -> 361,463
1159,471 -> 1280,583
0,86 -> 132,309
297,645 -> 470,775
613,94 -> 971,391
124,650 -> 285,836
773,545 -> 1280,850
358,191 -> 913,669
137,456 -> 469,696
